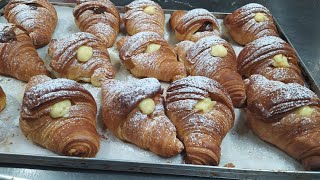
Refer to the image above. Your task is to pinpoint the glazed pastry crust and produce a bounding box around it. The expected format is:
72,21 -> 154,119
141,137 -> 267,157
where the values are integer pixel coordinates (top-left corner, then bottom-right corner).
238,36 -> 303,85
245,75 -> 320,170
20,75 -> 100,157
4,0 -> 57,48
166,76 -> 234,165
224,3 -> 279,45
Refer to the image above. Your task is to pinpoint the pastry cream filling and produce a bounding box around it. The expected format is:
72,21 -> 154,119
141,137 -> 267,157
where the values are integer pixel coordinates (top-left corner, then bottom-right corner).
272,54 -> 290,68
254,12 -> 267,22
50,100 -> 72,118
139,98 -> 155,115
143,6 -> 156,15
77,46 -> 93,62
195,98 -> 216,113
296,106 -> 315,117
210,44 -> 227,58
145,43 -> 161,53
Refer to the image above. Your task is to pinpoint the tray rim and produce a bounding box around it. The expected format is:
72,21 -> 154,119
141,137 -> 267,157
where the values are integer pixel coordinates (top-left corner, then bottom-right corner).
0,1 -> 319,179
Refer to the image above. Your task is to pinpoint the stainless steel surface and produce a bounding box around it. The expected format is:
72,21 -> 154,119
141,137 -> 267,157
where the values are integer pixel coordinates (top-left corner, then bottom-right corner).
0,0 -> 319,179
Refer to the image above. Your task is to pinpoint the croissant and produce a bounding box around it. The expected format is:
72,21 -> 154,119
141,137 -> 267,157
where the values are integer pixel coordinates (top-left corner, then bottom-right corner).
20,75 -> 100,157
0,86 -> 5,112
165,76 -> 234,165
124,0 -> 165,36
48,32 -> 115,87
224,3 -> 279,45
0,23 -> 49,82
170,8 -> 220,42
117,31 -> 186,82
101,78 -> 184,157
245,75 -> 320,170
175,36 -> 246,107
73,0 -> 120,47
4,0 -> 57,48
238,36 -> 304,85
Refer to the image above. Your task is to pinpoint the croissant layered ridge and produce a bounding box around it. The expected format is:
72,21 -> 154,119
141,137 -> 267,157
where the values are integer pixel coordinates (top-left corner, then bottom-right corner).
165,76 -> 234,165
101,78 -> 184,157
20,75 -> 100,157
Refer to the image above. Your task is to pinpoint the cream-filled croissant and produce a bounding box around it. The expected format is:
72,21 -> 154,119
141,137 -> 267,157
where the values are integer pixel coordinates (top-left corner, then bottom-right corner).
4,0 -> 57,48
175,36 -> 246,107
238,36 -> 304,85
117,31 -> 186,82
101,78 -> 184,157
123,0 -> 165,36
20,75 -> 100,157
170,8 -> 220,42
73,0 -> 120,47
166,76 -> 234,165
224,3 -> 279,45
48,32 -> 115,87
0,23 -> 49,82
245,75 -> 320,170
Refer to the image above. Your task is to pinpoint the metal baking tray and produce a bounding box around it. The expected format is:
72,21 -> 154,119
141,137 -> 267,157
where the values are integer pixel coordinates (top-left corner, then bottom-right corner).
0,1 -> 319,179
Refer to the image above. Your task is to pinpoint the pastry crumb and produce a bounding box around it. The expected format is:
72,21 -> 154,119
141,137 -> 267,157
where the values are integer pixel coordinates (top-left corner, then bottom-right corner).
224,163 -> 235,168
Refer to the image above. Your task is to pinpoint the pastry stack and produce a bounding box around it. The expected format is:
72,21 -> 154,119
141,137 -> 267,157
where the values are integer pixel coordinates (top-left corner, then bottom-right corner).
0,0 -> 319,171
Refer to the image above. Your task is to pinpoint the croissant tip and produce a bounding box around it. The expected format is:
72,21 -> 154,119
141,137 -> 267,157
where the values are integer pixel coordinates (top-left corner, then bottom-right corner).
303,156 -> 320,171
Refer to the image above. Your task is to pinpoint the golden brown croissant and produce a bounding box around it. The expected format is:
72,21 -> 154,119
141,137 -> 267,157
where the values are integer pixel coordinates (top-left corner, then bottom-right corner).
73,0 -> 120,47
101,78 -> 184,157
166,76 -> 234,165
170,8 -> 220,42
124,0 -> 165,36
20,75 -> 100,157
0,23 -> 49,82
238,36 -> 304,85
0,86 -> 5,112
48,32 -> 115,87
4,0 -> 57,48
117,31 -> 186,82
245,75 -> 320,170
224,3 -> 279,45
175,36 -> 246,107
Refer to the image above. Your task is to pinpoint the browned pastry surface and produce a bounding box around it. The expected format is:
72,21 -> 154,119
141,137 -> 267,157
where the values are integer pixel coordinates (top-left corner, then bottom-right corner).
48,32 -> 115,87
4,0 -> 57,48
124,0 -> 165,36
170,8 -> 220,42
0,23 -> 49,82
238,36 -> 303,85
20,75 -> 100,157
166,76 -> 234,165
117,31 -> 186,82
101,78 -> 184,157
175,36 -> 246,107
73,0 -> 120,47
245,75 -> 320,170
224,3 -> 279,45
0,86 -> 5,112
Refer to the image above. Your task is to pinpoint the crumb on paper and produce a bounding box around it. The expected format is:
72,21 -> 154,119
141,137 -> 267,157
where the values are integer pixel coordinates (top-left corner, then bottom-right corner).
224,163 -> 235,168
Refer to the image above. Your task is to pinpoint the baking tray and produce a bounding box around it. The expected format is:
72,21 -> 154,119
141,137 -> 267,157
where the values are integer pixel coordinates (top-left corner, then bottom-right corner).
0,1 -> 319,179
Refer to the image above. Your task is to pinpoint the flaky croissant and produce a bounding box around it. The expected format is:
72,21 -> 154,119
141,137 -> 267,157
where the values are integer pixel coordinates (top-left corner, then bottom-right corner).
175,36 -> 246,107
101,78 -> 184,157
73,0 -> 120,47
0,23 -> 49,82
224,3 -> 279,45
124,0 -> 165,36
117,31 -> 186,82
48,32 -> 115,87
170,8 -> 220,42
20,75 -> 100,157
238,36 -> 303,85
166,76 -> 234,165
4,0 -> 57,48
0,86 -> 5,112
245,75 -> 320,170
